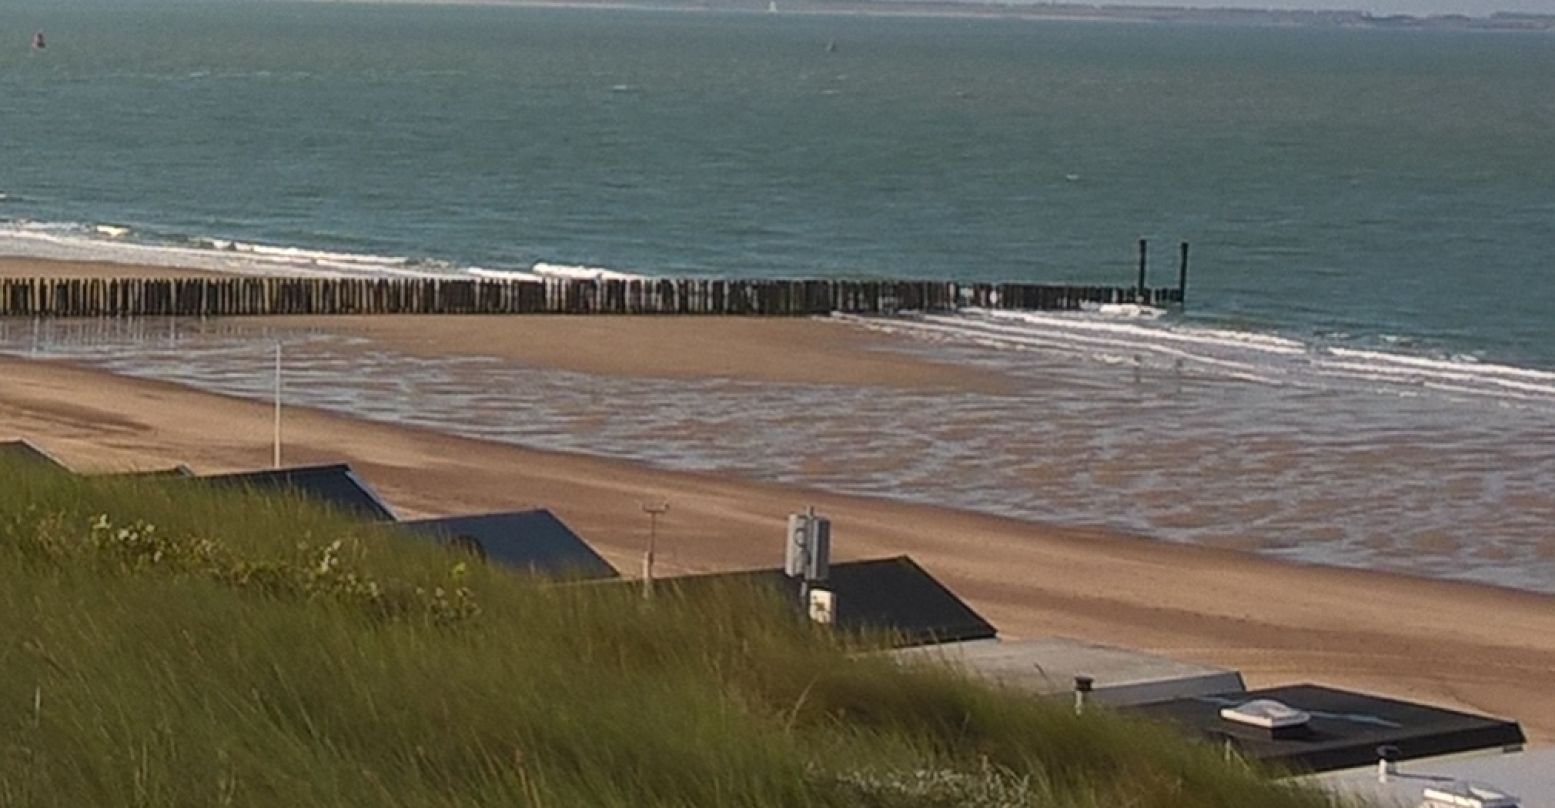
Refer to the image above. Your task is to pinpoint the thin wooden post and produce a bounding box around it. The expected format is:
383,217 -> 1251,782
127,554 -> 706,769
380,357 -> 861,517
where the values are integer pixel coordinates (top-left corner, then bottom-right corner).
273,343 -> 283,469
1178,241 -> 1190,306
1137,238 -> 1148,302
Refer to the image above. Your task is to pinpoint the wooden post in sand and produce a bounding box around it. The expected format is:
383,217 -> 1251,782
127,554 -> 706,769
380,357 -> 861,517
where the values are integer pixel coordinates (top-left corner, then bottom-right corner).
1137,238 -> 1148,303
272,343 -> 283,469
1178,241 -> 1190,306
272,343 -> 284,469
640,501 -> 669,600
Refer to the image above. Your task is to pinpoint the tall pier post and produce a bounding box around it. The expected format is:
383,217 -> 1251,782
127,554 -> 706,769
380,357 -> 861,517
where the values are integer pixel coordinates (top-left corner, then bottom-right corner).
1178,241 -> 1190,306
1137,238 -> 1148,302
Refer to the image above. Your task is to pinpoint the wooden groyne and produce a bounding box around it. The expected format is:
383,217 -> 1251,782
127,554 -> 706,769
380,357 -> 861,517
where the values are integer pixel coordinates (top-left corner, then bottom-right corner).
0,276 -> 1184,318
1,241 -> 1193,318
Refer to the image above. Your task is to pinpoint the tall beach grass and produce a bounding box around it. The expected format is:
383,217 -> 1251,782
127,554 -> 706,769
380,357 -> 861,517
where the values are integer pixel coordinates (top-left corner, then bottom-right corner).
0,457 -> 1358,807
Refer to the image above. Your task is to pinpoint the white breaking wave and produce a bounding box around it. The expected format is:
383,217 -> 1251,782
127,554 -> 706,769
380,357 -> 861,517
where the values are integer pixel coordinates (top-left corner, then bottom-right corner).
835,308 -> 1555,409
975,308 -> 1309,355
0,219 -> 474,280
0,218 -> 671,286
1087,302 -> 1166,319
0,218 -> 666,286
469,264 -> 657,283
1324,348 -> 1555,398
194,238 -> 413,267
530,262 -> 648,282
466,267 -> 544,282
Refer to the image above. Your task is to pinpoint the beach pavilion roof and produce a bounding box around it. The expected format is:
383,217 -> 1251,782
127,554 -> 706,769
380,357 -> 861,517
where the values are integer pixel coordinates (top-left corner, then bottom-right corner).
0,439 -> 70,471
1310,744 -> 1555,807
400,510 -> 618,581
891,637 -> 1246,707
1125,683 -> 1526,775
655,556 -> 998,648
197,463 -> 397,522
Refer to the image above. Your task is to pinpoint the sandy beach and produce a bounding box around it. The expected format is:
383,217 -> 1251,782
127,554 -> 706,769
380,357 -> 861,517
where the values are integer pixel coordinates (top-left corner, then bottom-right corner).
4,311 -> 1555,742
247,314 -> 1012,391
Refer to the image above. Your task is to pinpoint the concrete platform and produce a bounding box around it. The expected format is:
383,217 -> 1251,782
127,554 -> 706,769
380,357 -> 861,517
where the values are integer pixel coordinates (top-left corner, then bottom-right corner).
1309,746 -> 1553,808
889,636 -> 1245,706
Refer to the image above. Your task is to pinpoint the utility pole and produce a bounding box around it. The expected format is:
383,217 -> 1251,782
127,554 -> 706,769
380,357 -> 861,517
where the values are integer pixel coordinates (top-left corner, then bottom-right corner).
641,501 -> 670,599
273,343 -> 283,469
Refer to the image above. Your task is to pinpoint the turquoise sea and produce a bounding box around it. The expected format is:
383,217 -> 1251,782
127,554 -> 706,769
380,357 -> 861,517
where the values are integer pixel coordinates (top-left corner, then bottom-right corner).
3,1 -> 1554,365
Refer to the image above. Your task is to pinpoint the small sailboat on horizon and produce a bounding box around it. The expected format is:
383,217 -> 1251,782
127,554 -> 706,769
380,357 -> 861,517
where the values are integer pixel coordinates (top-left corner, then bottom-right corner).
31,31 -> 46,51
768,0 -> 778,13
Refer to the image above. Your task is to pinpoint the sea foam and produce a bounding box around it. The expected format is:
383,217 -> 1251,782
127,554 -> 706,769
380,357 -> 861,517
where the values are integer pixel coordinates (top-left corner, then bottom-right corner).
836,309 -> 1555,411
0,219 -> 464,280
0,218 -> 657,284
530,262 -> 648,282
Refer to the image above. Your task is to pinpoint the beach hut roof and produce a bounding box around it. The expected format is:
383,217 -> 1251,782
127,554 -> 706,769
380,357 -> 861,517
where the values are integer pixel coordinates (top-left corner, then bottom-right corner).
890,637 -> 1246,707
1310,744 -> 1555,806
662,556 -> 997,647
1126,683 -> 1526,775
198,463 -> 397,522
401,510 -> 618,581
0,439 -> 69,471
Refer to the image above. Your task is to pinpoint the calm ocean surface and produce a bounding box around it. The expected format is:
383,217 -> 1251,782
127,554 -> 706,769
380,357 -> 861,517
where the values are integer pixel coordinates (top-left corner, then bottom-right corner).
3,1 -> 1554,365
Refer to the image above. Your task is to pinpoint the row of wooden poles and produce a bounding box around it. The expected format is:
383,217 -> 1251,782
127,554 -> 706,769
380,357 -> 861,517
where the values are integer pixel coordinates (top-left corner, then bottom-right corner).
0,242 -> 1189,318
0,278 -> 1186,317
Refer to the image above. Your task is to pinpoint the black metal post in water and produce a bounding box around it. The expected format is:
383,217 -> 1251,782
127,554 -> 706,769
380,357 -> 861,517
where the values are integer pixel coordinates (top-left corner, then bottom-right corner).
1178,241 -> 1190,306
1136,238 -> 1148,301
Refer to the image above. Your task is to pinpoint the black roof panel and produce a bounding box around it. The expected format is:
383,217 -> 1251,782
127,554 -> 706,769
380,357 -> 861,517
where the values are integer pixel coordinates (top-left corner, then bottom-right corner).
401,510 -> 617,580
663,556 -> 997,647
1126,683 -> 1526,774
198,464 -> 397,522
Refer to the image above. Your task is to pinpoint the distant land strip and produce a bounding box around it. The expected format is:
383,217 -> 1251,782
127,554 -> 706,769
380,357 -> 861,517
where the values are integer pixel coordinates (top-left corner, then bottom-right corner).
302,0 -> 1555,32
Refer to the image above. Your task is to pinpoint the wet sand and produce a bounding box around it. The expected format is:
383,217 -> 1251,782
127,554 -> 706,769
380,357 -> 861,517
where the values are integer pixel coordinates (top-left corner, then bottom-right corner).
240,314 -> 1011,391
4,346 -> 1555,741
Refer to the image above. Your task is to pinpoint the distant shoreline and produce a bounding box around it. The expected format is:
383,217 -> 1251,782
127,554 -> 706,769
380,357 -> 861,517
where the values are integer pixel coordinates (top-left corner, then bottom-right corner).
300,0 -> 1555,33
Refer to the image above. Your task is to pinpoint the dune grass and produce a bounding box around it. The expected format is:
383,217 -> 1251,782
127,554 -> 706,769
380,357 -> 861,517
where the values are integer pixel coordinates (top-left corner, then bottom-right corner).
0,457 -> 1356,807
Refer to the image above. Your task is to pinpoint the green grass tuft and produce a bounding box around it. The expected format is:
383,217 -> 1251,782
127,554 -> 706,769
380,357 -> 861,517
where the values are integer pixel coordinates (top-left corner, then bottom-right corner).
0,458 -> 1359,807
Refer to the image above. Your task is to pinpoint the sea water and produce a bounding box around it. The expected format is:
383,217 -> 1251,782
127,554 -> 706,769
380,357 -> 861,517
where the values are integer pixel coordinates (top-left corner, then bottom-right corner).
2,1 -> 1553,365
2,2 -> 1554,589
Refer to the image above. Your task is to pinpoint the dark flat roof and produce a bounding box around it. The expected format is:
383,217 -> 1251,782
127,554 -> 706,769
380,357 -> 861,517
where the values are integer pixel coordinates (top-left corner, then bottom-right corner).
401,510 -> 617,581
1127,684 -> 1526,774
660,556 -> 997,648
0,439 -> 69,471
198,464 -> 397,522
